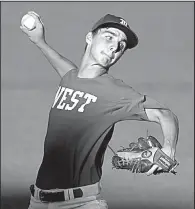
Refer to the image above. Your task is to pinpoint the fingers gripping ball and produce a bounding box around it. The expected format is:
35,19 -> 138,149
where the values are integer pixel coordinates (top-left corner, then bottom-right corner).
112,136 -> 178,175
21,14 -> 36,31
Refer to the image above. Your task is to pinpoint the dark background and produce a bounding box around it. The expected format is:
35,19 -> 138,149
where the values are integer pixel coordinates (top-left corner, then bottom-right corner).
1,2 -> 194,209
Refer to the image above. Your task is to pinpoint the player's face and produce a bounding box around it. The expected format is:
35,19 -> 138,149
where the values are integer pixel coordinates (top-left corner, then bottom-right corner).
88,27 -> 127,68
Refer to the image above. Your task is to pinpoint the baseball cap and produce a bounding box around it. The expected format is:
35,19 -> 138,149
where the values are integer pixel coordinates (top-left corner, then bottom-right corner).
91,14 -> 138,49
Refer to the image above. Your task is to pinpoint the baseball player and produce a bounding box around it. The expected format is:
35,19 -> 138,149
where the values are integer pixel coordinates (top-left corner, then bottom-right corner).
20,12 -> 179,209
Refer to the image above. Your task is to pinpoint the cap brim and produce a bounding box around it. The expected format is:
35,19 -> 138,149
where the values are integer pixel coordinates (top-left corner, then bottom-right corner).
92,22 -> 138,49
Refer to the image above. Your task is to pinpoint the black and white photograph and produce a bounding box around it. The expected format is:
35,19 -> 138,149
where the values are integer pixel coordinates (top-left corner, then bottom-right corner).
1,1 -> 194,209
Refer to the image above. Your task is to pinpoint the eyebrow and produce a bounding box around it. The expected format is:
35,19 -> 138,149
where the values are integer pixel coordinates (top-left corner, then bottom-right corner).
103,30 -> 118,37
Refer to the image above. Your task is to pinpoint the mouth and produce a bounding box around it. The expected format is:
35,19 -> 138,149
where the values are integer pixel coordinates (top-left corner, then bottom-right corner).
102,52 -> 113,60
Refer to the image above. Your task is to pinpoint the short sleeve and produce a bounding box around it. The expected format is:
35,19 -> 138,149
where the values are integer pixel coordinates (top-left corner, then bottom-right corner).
117,86 -> 169,122
59,69 -> 78,86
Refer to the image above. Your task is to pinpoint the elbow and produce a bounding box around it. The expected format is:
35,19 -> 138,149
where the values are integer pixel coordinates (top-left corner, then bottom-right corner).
145,108 -> 179,127
158,109 -> 179,126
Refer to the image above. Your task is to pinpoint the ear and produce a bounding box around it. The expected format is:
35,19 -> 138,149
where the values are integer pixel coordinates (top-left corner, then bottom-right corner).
85,32 -> 93,45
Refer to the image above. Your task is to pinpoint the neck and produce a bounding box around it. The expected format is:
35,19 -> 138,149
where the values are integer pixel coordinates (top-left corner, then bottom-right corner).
77,50 -> 108,79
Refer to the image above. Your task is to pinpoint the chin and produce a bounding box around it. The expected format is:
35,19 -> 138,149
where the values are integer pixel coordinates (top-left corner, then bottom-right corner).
101,61 -> 112,69
100,58 -> 113,68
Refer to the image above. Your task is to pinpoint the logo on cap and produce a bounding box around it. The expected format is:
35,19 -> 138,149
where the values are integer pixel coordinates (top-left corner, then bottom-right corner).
120,18 -> 128,27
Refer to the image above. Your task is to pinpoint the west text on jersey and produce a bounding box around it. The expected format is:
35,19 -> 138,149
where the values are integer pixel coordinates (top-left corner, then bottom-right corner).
52,86 -> 97,112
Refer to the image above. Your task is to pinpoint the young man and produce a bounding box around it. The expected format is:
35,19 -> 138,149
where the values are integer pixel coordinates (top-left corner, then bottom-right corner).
20,12 -> 179,209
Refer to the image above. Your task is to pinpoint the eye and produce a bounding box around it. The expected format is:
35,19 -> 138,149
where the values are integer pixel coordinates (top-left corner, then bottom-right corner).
105,36 -> 112,41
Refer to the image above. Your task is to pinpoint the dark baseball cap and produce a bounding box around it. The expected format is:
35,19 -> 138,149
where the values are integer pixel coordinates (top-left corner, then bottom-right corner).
91,14 -> 138,49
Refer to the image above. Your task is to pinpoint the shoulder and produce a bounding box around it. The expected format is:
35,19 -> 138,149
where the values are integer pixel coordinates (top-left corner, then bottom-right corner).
107,74 -> 141,97
106,74 -> 130,87
61,68 -> 78,80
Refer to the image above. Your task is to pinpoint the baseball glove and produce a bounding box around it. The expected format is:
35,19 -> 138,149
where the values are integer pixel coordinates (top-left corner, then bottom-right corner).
112,136 -> 179,175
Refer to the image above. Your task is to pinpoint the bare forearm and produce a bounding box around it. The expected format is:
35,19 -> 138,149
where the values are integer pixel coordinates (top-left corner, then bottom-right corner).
36,41 -> 77,77
159,110 -> 179,153
145,108 -> 179,157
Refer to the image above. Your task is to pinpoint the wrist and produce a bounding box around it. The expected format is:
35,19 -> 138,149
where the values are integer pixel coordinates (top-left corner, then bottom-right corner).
162,144 -> 176,159
35,39 -> 47,48
163,141 -> 176,150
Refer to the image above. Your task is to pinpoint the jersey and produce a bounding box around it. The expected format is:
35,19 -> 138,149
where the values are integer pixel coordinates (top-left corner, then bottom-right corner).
35,69 -> 167,190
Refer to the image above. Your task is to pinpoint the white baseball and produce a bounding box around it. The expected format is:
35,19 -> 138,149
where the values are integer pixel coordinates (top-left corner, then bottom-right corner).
21,14 -> 36,31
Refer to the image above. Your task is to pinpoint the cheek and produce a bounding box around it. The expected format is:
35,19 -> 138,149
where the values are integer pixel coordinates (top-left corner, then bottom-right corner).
91,40 -> 100,53
92,37 -> 107,51
91,42 -> 104,58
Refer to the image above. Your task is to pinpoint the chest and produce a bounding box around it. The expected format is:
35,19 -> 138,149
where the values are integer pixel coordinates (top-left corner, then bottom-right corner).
52,85 -> 98,113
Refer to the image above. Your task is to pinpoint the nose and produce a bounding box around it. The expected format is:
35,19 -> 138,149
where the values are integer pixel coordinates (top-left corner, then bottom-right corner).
109,42 -> 119,53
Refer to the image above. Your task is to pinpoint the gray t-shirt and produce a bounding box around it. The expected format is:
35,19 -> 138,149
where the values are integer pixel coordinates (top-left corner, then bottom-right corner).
36,69 -> 167,189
